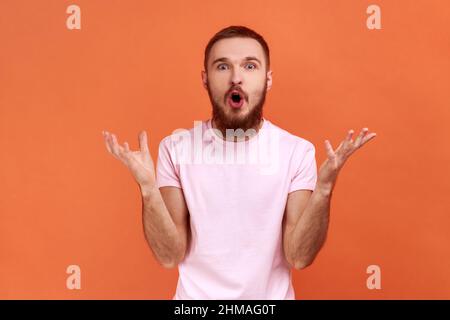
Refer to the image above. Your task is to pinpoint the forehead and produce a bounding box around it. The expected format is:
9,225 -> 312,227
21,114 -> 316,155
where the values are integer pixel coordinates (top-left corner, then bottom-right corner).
208,37 -> 265,64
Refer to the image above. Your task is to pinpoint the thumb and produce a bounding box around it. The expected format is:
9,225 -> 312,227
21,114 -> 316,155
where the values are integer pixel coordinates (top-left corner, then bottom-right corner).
324,139 -> 335,158
139,130 -> 150,153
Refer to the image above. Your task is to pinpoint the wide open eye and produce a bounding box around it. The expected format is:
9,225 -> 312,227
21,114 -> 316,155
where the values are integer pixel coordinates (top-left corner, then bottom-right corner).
217,64 -> 228,70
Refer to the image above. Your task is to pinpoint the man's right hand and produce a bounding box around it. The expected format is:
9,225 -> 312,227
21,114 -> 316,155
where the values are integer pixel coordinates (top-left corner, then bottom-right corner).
102,130 -> 156,190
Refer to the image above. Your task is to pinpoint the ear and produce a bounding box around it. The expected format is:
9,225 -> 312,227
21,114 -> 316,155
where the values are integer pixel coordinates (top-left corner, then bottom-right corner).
201,70 -> 208,90
266,69 -> 273,91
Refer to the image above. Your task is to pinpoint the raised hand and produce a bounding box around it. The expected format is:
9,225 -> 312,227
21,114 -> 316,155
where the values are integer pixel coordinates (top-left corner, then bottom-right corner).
102,130 -> 156,189
317,127 -> 377,192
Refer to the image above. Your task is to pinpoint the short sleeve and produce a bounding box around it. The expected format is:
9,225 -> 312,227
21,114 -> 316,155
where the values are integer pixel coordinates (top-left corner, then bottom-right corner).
156,136 -> 182,189
288,141 -> 317,193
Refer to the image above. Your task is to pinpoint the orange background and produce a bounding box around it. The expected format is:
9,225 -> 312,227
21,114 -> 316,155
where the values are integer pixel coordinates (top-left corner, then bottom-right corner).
1,0 -> 449,299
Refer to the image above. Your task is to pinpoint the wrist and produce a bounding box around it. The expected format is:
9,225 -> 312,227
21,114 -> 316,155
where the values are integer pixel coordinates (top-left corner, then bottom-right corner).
315,181 -> 334,197
139,183 -> 159,199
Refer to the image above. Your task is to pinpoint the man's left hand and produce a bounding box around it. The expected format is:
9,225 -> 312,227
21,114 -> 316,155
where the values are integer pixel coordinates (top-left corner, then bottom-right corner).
317,127 -> 377,193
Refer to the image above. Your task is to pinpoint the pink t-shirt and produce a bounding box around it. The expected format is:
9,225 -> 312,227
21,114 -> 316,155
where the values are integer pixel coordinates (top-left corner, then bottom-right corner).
156,118 -> 317,299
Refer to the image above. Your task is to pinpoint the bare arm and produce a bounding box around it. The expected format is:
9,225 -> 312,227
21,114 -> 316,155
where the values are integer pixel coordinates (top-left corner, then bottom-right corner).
283,127 -> 376,270
283,188 -> 331,270
140,185 -> 190,269
102,130 -> 190,269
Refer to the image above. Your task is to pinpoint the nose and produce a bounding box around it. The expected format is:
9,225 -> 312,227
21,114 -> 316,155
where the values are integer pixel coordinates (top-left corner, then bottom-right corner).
230,68 -> 243,86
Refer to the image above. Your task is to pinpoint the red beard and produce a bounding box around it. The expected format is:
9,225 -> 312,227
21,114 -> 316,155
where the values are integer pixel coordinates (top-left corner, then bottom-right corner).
206,82 -> 267,137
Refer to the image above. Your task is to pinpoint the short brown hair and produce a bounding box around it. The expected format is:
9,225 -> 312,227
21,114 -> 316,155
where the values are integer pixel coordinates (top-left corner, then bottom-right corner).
204,25 -> 270,72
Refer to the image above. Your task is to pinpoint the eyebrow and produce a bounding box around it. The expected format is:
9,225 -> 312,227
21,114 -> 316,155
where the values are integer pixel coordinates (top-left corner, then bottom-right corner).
211,56 -> 262,66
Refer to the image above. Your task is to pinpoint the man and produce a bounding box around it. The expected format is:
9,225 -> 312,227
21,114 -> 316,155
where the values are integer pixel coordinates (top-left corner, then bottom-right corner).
102,25 -> 376,299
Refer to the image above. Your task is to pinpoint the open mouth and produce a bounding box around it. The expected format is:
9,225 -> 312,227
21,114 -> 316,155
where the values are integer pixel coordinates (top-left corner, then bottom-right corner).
228,90 -> 244,109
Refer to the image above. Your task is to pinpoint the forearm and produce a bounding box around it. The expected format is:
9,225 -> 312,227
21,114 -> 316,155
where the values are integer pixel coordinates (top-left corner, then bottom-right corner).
289,185 -> 332,269
140,185 -> 182,268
